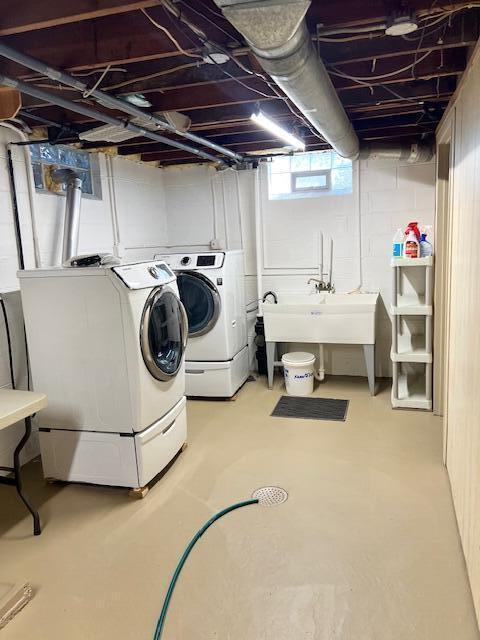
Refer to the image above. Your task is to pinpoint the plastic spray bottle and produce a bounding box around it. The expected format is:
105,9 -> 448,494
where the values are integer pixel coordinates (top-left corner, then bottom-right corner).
392,229 -> 404,257
403,222 -> 420,259
419,225 -> 433,257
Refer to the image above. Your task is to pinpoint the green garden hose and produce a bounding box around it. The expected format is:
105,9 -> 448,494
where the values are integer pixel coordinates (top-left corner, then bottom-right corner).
153,498 -> 259,640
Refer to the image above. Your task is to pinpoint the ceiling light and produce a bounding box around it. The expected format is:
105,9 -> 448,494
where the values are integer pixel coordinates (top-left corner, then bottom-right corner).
385,13 -> 418,36
123,93 -> 152,108
203,51 -> 230,65
250,110 -> 305,151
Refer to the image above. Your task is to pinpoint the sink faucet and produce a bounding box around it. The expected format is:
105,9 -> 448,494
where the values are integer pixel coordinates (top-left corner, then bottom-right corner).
307,277 -> 335,293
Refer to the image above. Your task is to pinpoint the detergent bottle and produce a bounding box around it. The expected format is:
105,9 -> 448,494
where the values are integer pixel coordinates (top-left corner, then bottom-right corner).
404,223 -> 420,259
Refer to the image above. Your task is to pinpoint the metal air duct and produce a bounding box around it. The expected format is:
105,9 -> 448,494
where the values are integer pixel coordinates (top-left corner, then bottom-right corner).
51,168 -> 82,263
215,0 -> 433,163
214,0 -> 360,160
359,142 -> 434,163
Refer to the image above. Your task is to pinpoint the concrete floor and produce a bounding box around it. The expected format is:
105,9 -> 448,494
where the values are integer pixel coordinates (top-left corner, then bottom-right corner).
0,376 -> 478,639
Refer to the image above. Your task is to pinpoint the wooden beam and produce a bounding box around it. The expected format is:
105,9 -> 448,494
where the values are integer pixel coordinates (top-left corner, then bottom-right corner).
341,76 -> 457,107
20,77 -> 278,113
1,12 -> 204,73
141,140 -> 330,162
306,1 -> 478,31
0,1 -> 161,36
319,17 -> 477,66
331,49 -> 465,90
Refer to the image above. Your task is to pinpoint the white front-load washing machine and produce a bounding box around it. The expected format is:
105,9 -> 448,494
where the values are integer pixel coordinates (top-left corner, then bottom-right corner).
157,250 -> 249,397
18,260 -> 188,489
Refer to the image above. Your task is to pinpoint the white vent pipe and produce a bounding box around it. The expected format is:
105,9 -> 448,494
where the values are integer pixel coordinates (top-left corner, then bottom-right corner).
51,169 -> 82,264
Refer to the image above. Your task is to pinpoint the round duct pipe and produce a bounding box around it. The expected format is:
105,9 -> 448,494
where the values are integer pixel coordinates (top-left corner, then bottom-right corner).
359,142 -> 434,163
216,0 -> 360,160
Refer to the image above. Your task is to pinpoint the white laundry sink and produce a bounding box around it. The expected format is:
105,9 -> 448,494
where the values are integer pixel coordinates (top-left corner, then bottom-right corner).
262,292 -> 378,344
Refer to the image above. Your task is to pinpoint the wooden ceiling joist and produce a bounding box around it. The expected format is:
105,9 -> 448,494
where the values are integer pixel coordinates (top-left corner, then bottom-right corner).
3,0 -> 478,161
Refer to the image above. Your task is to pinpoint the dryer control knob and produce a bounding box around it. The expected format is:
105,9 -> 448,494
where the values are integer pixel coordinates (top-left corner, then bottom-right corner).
181,256 -> 191,266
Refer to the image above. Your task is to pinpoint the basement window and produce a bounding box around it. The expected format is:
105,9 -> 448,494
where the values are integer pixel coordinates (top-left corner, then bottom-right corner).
29,143 -> 102,199
268,150 -> 352,200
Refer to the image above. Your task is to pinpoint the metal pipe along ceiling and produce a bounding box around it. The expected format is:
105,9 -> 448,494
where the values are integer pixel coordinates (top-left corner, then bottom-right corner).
214,0 -> 360,160
0,74 -> 228,165
0,41 -> 242,164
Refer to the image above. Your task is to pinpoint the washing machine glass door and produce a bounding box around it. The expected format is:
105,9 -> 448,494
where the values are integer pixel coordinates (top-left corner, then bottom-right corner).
141,286 -> 188,381
177,271 -> 221,337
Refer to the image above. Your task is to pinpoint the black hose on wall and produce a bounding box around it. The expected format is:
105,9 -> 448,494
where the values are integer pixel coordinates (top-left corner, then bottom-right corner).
7,148 -> 25,270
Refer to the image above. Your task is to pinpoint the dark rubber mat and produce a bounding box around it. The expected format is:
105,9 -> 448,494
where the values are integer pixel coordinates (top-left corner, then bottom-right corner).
271,395 -> 349,422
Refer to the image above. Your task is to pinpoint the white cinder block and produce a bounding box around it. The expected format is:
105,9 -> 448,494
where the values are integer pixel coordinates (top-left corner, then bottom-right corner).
414,187 -> 435,211
397,162 -> 435,189
361,165 -> 397,191
369,189 -> 415,212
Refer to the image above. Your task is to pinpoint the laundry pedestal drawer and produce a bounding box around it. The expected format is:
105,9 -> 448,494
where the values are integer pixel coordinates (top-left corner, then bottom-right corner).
39,396 -> 187,488
185,346 -> 249,398
135,396 -> 186,486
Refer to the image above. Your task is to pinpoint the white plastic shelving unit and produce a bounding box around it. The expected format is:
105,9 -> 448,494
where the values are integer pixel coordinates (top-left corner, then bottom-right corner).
391,256 -> 433,410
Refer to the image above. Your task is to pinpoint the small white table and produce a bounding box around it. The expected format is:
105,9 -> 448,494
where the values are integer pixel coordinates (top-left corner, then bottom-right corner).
0,390 -> 47,536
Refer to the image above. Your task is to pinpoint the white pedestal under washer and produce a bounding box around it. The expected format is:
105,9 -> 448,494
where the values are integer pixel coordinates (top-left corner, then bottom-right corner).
157,251 -> 249,397
18,260 -> 188,489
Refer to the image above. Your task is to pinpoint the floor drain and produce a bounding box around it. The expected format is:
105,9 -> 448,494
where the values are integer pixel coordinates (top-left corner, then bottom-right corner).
252,486 -> 288,506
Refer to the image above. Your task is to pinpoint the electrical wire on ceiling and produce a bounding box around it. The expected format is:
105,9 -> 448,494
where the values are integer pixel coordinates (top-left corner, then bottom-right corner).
316,33 -> 385,43
327,57 -> 428,106
141,8 -> 203,59
140,0 -> 325,143
103,61 -> 205,91
72,67 -> 127,77
328,49 -> 433,82
177,0 -> 243,45
314,3 -> 480,43
83,64 -> 111,98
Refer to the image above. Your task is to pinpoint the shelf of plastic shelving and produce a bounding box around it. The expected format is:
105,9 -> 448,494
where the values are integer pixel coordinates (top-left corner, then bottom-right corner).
391,304 -> 432,316
391,256 -> 433,410
390,348 -> 433,364
391,367 -> 432,410
391,256 -> 434,268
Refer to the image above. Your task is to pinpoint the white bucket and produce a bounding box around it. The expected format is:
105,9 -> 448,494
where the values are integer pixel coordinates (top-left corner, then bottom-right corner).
281,351 -> 315,396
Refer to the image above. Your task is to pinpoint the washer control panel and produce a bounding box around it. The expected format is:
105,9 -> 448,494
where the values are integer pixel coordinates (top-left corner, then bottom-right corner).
156,252 -> 225,270
113,261 -> 175,289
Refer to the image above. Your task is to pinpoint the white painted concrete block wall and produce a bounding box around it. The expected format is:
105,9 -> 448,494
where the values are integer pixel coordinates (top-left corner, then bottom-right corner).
0,131 -> 169,467
163,160 -> 435,378
360,159 -> 435,376
0,134 -> 435,466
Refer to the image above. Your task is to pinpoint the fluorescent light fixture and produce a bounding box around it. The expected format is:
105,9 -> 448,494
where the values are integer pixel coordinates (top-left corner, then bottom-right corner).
123,93 -> 152,108
251,110 -> 305,151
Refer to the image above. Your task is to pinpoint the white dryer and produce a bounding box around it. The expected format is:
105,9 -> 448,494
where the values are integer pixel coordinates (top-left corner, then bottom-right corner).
18,260 -> 188,489
157,251 -> 249,397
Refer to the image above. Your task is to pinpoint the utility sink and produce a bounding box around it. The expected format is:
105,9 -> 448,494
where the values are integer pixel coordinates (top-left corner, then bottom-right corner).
262,292 -> 378,345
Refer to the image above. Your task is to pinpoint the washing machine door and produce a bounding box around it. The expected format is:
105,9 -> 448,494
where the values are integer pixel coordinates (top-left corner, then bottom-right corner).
176,271 -> 221,337
140,286 -> 188,381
